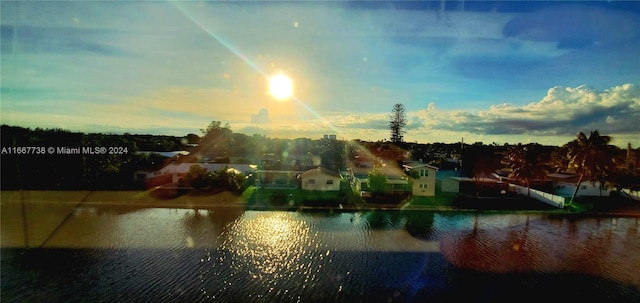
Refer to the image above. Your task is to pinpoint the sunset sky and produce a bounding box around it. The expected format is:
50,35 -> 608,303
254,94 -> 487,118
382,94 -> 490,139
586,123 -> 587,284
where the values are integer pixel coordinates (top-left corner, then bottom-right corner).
2,1 -> 639,147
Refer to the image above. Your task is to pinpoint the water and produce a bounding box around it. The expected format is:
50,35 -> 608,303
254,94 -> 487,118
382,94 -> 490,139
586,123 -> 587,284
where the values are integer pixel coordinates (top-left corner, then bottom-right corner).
2,204 -> 640,302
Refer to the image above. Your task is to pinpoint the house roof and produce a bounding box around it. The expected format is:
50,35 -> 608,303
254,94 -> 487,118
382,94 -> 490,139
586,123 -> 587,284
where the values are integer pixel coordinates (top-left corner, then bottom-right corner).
349,163 -> 406,179
402,161 -> 439,170
137,150 -> 190,158
157,163 -> 257,175
546,173 -> 581,183
299,167 -> 341,179
445,177 -> 504,183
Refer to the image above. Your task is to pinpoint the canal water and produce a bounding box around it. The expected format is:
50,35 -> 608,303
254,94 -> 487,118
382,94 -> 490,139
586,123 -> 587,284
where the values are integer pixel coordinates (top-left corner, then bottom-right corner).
2,204 -> 639,302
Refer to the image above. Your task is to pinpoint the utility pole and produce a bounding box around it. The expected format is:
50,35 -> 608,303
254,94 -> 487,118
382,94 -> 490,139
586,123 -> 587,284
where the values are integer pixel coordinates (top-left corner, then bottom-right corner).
627,143 -> 633,173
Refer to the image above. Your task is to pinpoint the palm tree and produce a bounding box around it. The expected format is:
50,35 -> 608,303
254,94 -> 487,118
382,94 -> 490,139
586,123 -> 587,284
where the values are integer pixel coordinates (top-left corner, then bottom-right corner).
506,144 -> 548,197
565,131 -> 617,205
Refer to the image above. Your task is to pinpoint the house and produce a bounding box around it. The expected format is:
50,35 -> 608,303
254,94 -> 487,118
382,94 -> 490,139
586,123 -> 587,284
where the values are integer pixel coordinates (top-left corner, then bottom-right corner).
142,163 -> 257,188
348,161 -> 411,197
403,161 -> 438,197
255,170 -> 302,189
136,150 -> 190,158
441,177 -> 509,196
347,167 -> 370,197
547,173 -> 611,197
299,167 -> 341,191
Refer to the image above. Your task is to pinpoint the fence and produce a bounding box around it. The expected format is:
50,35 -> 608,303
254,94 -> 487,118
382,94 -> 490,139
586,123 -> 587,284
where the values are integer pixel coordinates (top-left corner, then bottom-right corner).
510,184 -> 566,208
621,188 -> 640,201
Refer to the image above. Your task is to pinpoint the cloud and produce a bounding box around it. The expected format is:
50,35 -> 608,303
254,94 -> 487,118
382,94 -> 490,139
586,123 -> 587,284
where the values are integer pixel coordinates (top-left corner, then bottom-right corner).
329,113 -> 388,130
503,5 -> 640,48
251,108 -> 270,124
413,83 -> 640,138
1,25 -> 128,56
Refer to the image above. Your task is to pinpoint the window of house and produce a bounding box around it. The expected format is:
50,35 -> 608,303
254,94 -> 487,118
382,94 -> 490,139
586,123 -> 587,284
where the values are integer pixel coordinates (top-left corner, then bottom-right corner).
580,185 -> 587,190
420,169 -> 429,177
419,184 -> 428,191
326,180 -> 334,185
308,179 -> 315,184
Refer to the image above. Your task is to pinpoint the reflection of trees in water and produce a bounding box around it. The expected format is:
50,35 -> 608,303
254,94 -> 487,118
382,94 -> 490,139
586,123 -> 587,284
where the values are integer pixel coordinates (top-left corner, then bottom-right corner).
440,215 -> 640,286
246,190 -> 301,211
505,216 -> 536,269
361,210 -> 407,229
566,217 -> 616,276
441,214 -> 544,272
298,209 -> 341,219
181,206 -> 245,245
206,207 -> 244,231
404,211 -> 436,241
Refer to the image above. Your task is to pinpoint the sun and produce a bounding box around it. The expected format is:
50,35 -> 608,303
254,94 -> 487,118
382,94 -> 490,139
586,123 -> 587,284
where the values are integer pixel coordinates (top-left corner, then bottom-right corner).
268,73 -> 294,100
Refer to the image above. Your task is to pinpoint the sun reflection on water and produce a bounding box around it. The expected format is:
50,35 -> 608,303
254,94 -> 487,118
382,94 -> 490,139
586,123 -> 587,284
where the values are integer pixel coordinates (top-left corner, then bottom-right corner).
220,212 -> 316,279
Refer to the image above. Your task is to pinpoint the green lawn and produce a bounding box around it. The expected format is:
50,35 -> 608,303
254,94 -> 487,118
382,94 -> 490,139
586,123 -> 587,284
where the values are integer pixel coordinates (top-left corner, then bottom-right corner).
405,188 -> 457,208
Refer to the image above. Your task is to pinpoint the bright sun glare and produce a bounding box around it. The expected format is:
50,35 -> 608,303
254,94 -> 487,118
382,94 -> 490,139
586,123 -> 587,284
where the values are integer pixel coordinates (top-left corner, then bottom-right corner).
268,74 -> 294,100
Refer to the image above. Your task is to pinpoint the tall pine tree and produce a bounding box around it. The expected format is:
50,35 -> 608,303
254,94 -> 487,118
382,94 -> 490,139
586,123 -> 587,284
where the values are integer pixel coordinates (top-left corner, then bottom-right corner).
389,103 -> 407,143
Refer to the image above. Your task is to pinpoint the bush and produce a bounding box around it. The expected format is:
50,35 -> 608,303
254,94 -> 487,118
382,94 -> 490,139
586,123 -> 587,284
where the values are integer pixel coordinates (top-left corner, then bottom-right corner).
183,165 -> 211,189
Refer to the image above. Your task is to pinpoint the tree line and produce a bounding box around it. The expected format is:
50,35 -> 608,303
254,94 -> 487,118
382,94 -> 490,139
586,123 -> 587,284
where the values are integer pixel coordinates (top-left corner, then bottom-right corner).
1,123 -> 346,190
1,125 -> 184,190
3,122 -> 637,194
350,129 -> 639,200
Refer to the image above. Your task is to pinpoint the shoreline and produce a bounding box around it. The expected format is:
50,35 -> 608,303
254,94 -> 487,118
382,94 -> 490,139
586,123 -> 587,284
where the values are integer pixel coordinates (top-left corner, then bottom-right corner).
1,189 -> 639,216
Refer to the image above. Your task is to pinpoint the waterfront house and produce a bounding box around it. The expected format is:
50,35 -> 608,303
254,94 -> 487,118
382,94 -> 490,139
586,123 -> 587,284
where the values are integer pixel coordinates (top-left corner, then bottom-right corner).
441,177 -> 509,197
255,170 -> 302,189
547,173 -> 611,197
403,161 -> 438,197
298,166 -> 345,204
299,167 -> 341,191
142,162 -> 257,188
348,161 -> 411,198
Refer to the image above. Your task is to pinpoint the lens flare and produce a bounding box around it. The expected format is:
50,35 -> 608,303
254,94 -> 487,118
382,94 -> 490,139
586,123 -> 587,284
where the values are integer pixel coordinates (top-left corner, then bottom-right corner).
268,74 -> 293,100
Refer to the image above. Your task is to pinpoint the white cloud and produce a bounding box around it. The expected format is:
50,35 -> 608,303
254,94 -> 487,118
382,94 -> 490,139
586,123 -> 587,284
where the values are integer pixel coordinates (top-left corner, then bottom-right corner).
408,83 -> 640,146
251,108 -> 270,124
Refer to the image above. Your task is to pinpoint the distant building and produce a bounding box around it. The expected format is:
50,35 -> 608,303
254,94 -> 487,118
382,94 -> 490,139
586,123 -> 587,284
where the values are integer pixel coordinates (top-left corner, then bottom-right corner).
323,134 -> 337,141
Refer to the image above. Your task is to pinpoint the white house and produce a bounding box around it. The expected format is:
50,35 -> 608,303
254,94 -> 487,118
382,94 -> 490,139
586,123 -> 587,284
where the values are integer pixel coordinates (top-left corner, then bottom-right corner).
255,170 -> 302,189
145,163 -> 257,185
403,161 -> 438,197
548,173 -> 611,197
299,167 -> 341,191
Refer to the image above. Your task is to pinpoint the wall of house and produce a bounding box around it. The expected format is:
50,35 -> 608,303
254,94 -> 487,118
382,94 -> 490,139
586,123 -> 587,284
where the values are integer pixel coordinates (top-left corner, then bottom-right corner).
256,171 -> 300,189
555,181 -> 611,197
441,178 -> 461,193
411,168 -> 436,196
145,174 -> 173,189
301,175 -> 341,191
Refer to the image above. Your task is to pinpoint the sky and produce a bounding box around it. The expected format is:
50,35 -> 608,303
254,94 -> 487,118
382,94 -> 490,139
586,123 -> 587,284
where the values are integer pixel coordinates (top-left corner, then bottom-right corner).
1,0 -> 639,148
